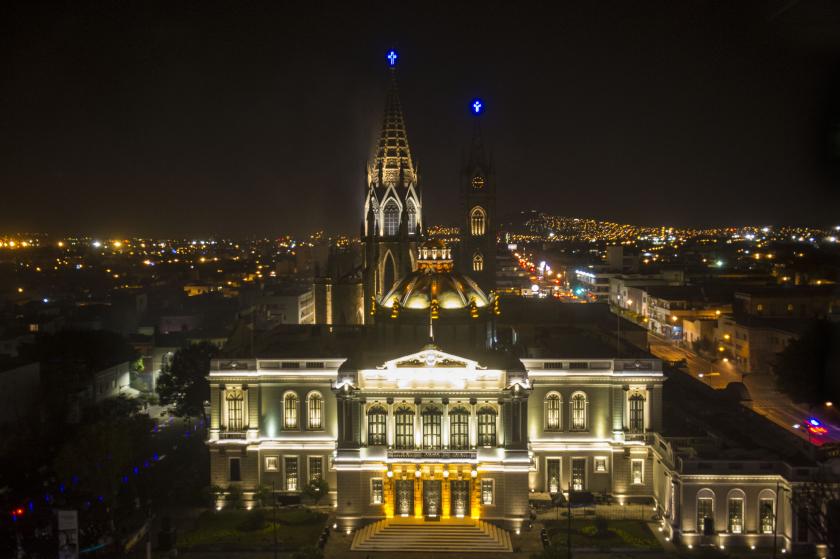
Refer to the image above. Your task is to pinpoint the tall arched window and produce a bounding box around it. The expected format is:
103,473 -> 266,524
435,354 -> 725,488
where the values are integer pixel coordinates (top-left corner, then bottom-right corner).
544,392 -> 562,431
383,200 -> 400,236
727,489 -> 745,534
477,406 -> 497,447
449,406 -> 470,450
628,393 -> 645,433
394,405 -> 415,450
406,199 -> 417,235
226,388 -> 244,431
470,207 -> 486,236
758,489 -> 776,535
284,392 -> 298,429
696,488 -> 715,535
367,405 -> 387,446
570,392 -> 587,431
472,252 -> 484,272
422,406 -> 442,449
307,392 -> 323,430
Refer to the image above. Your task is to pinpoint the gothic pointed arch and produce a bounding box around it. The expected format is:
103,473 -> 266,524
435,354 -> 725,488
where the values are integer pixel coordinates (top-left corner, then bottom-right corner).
381,250 -> 397,295
470,206 -> 487,236
382,199 -> 400,236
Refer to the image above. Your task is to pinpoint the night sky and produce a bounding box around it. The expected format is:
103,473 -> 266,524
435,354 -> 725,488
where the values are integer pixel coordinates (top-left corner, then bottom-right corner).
2,1 -> 840,237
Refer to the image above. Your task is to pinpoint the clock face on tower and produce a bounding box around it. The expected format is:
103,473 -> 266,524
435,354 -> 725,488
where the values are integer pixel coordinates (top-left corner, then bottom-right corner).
471,176 -> 485,190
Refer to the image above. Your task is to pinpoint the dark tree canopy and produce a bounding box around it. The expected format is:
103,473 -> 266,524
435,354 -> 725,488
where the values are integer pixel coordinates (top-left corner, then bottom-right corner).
774,321 -> 840,406
157,342 -> 219,419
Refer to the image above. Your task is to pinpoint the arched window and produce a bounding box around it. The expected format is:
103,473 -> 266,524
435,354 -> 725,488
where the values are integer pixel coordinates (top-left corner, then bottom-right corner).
422,406 -> 442,449
544,392 -> 562,431
367,404 -> 387,446
696,488 -> 715,535
470,206 -> 486,236
758,489 -> 776,535
449,406 -> 470,450
307,392 -> 323,430
383,200 -> 400,236
226,388 -> 244,431
628,393 -> 645,433
472,252 -> 484,272
407,199 -> 417,235
727,489 -> 745,534
570,392 -> 587,431
477,406 -> 497,447
394,405 -> 415,450
283,392 -> 298,429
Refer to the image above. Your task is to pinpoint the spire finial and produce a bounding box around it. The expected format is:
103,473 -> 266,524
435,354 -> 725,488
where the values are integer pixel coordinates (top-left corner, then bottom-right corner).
387,49 -> 398,67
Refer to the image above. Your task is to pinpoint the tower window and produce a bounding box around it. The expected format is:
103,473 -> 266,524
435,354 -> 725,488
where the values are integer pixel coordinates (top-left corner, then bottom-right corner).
470,207 -> 486,236
472,252 -> 484,272
383,201 -> 400,236
407,200 -> 417,235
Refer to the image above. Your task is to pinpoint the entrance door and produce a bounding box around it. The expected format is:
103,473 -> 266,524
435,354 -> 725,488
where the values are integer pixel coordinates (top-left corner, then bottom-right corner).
450,480 -> 471,518
395,480 -> 414,516
423,480 -> 442,518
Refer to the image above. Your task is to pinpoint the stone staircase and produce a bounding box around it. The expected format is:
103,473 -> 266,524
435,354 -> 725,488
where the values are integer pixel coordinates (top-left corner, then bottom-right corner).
351,518 -> 512,553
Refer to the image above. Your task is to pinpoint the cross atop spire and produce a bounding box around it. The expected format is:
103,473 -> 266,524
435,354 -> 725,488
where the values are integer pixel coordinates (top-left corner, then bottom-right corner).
370,53 -> 416,188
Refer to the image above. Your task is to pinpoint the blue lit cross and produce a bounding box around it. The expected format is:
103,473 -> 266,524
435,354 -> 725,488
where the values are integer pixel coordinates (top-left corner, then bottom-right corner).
387,50 -> 398,66
471,98 -> 483,115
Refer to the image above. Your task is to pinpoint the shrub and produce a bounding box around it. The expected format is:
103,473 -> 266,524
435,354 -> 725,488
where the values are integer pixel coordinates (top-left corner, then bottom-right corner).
594,517 -> 609,537
237,509 -> 266,532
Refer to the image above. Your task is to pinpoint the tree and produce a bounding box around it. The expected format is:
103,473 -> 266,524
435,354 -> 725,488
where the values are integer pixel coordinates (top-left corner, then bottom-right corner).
791,469 -> 840,558
773,321 -> 840,406
157,342 -> 219,421
303,478 -> 330,506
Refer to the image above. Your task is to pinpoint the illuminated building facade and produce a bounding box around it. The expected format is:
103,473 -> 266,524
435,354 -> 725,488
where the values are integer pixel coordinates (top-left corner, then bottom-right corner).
361,56 -> 422,320
457,99 -> 497,293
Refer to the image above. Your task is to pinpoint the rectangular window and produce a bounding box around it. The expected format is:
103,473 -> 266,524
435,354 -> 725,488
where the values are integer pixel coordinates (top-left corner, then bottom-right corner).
395,411 -> 414,450
423,412 -> 442,449
547,459 -> 561,494
227,394 -> 244,430
572,458 -> 586,491
371,478 -> 384,505
728,498 -> 744,533
628,395 -> 645,433
481,479 -> 494,505
697,498 -> 713,534
631,459 -> 644,485
285,457 -> 298,491
449,411 -> 470,450
477,410 -> 497,447
760,498 -> 775,534
368,408 -> 387,445
594,457 -> 608,473
229,458 -> 241,482
264,456 -> 279,472
308,456 -> 323,482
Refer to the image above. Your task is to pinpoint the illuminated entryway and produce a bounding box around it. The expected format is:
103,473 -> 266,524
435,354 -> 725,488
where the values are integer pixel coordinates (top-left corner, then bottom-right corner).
396,480 -> 414,516
423,480 -> 442,518
450,480 -> 471,517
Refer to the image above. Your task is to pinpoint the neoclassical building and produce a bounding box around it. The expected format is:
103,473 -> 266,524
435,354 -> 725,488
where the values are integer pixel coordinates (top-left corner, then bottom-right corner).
207,51 -> 830,555
208,346 -> 671,532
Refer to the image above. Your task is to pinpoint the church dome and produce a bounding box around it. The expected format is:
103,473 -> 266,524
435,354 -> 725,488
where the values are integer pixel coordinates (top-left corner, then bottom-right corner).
381,240 -> 490,310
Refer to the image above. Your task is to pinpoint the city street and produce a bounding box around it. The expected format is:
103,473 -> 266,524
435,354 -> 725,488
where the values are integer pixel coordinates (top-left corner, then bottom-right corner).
648,334 -> 840,446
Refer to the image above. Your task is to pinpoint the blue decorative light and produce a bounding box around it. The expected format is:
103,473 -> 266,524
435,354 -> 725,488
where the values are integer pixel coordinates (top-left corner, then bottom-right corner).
387,50 -> 398,67
809,418 -> 821,427
471,98 -> 483,115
